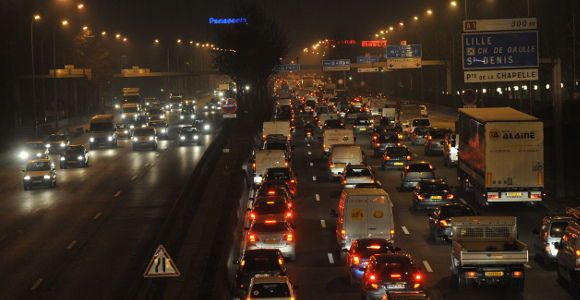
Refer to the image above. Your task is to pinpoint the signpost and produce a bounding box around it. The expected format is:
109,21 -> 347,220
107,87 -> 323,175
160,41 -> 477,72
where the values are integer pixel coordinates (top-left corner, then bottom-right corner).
464,68 -> 538,83
462,31 -> 539,70
463,18 -> 537,32
322,59 -> 351,71
357,67 -> 380,73
273,64 -> 300,72
143,245 -> 180,278
386,44 -> 422,70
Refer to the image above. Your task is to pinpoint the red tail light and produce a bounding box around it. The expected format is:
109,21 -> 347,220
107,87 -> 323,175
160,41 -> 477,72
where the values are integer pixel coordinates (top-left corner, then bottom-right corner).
286,211 -> 293,218
384,155 -> 391,160
414,273 -> 423,281
289,179 -> 296,184
267,190 -> 276,195
284,234 -> 293,241
250,212 -> 257,219
352,255 -> 360,265
487,193 -> 499,199
252,163 -> 256,170
390,273 -> 402,279
446,194 -> 455,200
248,234 -> 257,243
406,155 -> 412,160
368,273 -> 377,282
439,220 -> 449,227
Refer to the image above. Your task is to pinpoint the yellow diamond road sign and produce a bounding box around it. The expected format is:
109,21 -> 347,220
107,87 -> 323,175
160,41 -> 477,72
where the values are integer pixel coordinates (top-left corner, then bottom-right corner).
143,244 -> 181,278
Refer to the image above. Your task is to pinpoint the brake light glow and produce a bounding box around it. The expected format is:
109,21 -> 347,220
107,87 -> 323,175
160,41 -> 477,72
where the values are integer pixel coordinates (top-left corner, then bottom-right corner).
284,234 -> 293,241
286,211 -> 293,218
252,163 -> 256,170
512,271 -> 523,278
267,190 -> 276,195
374,143 -> 380,147
265,220 -> 277,224
367,244 -> 381,250
390,273 -> 402,279
341,229 -> 347,238
384,156 -> 391,160
368,273 -> 377,281
465,271 -> 477,278
575,249 -> 580,257
439,220 -> 449,227
250,212 -> 256,219
530,192 -> 542,199
446,194 -> 455,200
352,255 -> 360,265
389,229 -> 395,236
487,193 -> 499,199
414,273 -> 423,281
248,234 -> 257,242
289,179 -> 296,183
278,257 -> 284,265
406,155 -> 412,160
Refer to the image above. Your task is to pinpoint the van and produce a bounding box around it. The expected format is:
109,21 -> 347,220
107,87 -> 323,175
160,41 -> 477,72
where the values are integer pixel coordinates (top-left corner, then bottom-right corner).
331,188 -> 395,250
252,150 -> 287,186
533,215 -> 574,264
262,121 -> 291,141
322,128 -> 355,153
328,144 -> 363,179
555,219 -> 580,293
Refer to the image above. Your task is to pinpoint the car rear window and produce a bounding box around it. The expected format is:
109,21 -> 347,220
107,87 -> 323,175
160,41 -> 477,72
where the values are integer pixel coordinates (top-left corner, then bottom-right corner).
407,164 -> 432,172
244,256 -> 280,272
250,283 -> 291,298
386,147 -> 409,157
550,221 -> 569,237
379,135 -> 399,143
254,200 -> 287,214
265,143 -> 287,151
429,130 -> 449,139
346,168 -> 372,177
412,119 -> 430,127
355,118 -> 370,125
306,100 -> 316,107
325,120 -> 343,128
266,169 -> 290,180
252,222 -> 289,232
418,181 -> 449,192
26,161 -> 51,171
439,206 -> 475,219
413,127 -> 430,135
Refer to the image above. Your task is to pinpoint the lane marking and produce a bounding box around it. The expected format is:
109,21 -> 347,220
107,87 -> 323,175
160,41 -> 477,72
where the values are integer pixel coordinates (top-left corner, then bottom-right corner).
114,191 -> 121,197
377,180 -> 382,186
131,175 -> 137,181
309,162 -> 313,167
459,197 -> 468,205
308,151 -> 312,155
312,176 -> 317,181
524,263 -> 532,269
327,253 -> 335,264
66,240 -> 77,250
30,278 -> 43,291
401,226 -> 410,235
422,260 -> 434,273
93,212 -> 102,220
320,220 -> 326,228
315,194 -> 320,201
307,143 -> 311,147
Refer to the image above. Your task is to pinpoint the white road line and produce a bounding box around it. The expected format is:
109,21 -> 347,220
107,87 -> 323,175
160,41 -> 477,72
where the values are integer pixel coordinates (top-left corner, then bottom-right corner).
114,191 -> 121,197
377,180 -> 382,186
131,175 -> 137,181
459,197 -> 468,205
30,278 -> 43,290
308,151 -> 312,155
401,226 -> 410,235
524,263 -> 532,269
327,253 -> 335,264
315,194 -> 320,201
66,240 -> 77,250
309,162 -> 314,167
320,220 -> 326,228
307,143 -> 311,147
422,260 -> 434,273
312,176 -> 317,181
93,212 -> 102,220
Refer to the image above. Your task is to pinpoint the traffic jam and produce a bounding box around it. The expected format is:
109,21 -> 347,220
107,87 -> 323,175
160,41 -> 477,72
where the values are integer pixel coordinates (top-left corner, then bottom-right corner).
232,78 -> 578,300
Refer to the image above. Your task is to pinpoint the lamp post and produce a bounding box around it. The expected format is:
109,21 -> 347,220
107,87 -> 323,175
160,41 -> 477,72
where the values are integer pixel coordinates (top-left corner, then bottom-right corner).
31,14 -> 41,136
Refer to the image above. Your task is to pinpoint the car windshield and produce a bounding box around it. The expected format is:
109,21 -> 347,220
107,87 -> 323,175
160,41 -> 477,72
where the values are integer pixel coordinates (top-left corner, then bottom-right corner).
26,161 -> 51,171
266,169 -> 290,180
148,109 -> 162,115
379,135 -> 399,143
133,128 -> 155,136
439,206 -> 475,219
265,143 -> 287,151
408,164 -> 432,172
180,127 -> 197,134
429,129 -> 449,139
254,200 -> 287,214
90,123 -> 114,132
250,283 -> 291,298
386,147 -> 409,157
346,167 -> 371,177
550,221 -> 569,238
412,119 -> 430,127
252,222 -> 289,232
47,135 -> 66,141
26,143 -> 46,150
123,107 -> 139,113
419,181 -> 449,192
243,255 -> 280,272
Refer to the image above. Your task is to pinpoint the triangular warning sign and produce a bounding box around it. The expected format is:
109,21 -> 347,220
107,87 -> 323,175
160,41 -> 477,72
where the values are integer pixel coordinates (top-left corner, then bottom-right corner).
143,244 -> 180,278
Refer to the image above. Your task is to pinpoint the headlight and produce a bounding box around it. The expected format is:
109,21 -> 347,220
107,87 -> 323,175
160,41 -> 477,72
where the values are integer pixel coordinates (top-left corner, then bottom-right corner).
121,114 -> 126,119
190,115 -> 195,119
141,124 -> 146,128
203,124 -> 210,130
24,176 -> 31,180
89,137 -> 95,143
180,136 -> 186,140
161,129 -> 167,133
148,136 -> 154,141
108,136 -> 113,141
43,175 -> 51,179
204,105 -> 208,109
115,104 -> 120,109
160,115 -> 165,119
78,156 -> 83,160
60,157 -> 65,161
130,125 -> 135,129
45,143 -> 51,148
180,115 -> 184,119
194,135 -> 199,140
253,176 -> 263,184
36,153 -> 42,157
132,137 -> 138,142
124,130 -> 128,134
60,142 -> 66,148
19,151 -> 29,160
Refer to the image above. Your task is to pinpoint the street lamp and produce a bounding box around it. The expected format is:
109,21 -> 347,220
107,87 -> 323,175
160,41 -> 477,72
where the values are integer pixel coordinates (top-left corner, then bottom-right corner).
399,22 -> 404,27
115,33 -> 121,39
30,14 -> 42,136
77,3 -> 85,10
389,26 -> 394,31
122,37 -> 127,43
450,1 -> 458,7
61,19 -> 69,26
154,39 -> 160,44
101,31 -> 106,36
82,25 -> 88,31
413,16 -> 419,21
426,9 -> 433,15
177,39 -> 182,44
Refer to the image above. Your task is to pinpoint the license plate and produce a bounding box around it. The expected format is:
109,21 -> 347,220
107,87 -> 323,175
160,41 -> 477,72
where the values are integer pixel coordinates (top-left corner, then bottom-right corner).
431,196 -> 443,200
485,271 -> 504,277
507,192 -> 523,197
264,240 -> 279,244
359,128 -> 366,131
386,283 -> 405,289
394,162 -> 404,166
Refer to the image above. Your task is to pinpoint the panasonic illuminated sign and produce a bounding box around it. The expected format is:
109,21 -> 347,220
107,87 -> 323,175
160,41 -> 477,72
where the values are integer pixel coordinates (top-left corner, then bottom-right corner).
208,17 -> 248,24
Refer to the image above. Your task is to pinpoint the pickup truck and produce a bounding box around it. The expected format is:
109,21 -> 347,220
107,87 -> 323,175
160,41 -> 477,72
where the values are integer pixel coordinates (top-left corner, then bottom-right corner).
450,216 -> 528,292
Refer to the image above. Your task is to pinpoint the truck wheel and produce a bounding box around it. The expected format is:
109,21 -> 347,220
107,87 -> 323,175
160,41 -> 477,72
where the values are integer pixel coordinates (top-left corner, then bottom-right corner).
510,279 -> 524,292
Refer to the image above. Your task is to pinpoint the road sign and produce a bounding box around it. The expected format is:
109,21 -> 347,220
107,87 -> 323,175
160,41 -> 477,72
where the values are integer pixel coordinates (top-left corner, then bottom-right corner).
464,68 -> 538,83
144,245 -> 180,278
462,31 -> 539,70
463,18 -> 537,32
386,44 -> 422,58
361,40 -> 387,48
357,67 -> 380,73
356,56 -> 381,64
387,57 -> 422,70
273,64 -> 300,72
322,59 -> 351,71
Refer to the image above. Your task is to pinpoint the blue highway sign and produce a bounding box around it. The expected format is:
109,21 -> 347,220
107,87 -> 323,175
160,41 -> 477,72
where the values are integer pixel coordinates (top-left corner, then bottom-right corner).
462,31 -> 538,70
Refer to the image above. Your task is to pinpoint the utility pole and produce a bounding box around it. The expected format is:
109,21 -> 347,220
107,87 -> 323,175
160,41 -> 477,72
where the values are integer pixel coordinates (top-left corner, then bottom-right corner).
52,27 -> 59,131
30,19 -> 38,136
552,58 -> 565,197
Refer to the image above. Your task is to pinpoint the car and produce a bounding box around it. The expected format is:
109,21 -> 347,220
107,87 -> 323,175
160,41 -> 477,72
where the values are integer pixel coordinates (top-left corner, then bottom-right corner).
324,119 -> 345,129
406,118 -> 431,135
18,141 -> 49,161
409,127 -> 431,145
303,98 -> 317,114
382,146 -> 412,170
412,179 -> 455,211
255,182 -> 295,202
148,120 -> 169,139
246,276 -> 295,300
45,134 -> 69,154
180,108 -> 196,121
263,167 -> 297,196
373,133 -> 401,157
234,249 -> 287,296
400,162 -> 435,190
341,164 -> 376,188
427,203 -> 477,242
353,116 -> 373,133
177,126 -> 201,146
131,127 -> 157,150
345,238 -> 398,286
146,108 -> 166,121
193,118 -> 212,134
424,128 -> 452,156
532,214 -> 575,265
22,159 -> 56,190
418,104 -> 429,117
115,123 -> 131,139
360,253 -> 425,299
249,196 -> 294,222
246,219 -> 296,260
59,144 -> 89,169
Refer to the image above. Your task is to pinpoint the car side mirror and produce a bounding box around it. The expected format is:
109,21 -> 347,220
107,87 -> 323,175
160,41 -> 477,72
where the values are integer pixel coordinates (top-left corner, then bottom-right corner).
330,209 -> 338,218
532,229 -> 539,235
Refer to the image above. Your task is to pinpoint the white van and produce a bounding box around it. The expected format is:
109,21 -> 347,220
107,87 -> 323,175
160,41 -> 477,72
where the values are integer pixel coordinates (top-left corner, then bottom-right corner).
332,188 -> 395,250
252,150 -> 287,186
322,128 -> 355,153
262,121 -> 291,141
328,144 -> 363,179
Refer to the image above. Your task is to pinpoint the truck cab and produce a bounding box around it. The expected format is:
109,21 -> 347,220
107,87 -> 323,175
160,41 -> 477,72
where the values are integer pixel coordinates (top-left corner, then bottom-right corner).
88,114 -> 117,149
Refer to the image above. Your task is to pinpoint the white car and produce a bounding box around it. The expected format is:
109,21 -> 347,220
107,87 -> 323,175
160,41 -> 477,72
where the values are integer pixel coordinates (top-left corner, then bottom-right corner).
22,159 -> 56,190
246,276 -> 296,300
341,164 -> 376,188
246,219 -> 296,260
18,141 -> 49,161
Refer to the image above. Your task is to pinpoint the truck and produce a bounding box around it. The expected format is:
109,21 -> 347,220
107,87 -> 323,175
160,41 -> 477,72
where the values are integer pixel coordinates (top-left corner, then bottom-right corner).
302,76 -> 314,91
457,107 -> 544,207
121,103 -> 140,122
262,121 -> 291,141
322,128 -> 355,154
122,87 -> 141,104
88,114 -> 117,149
251,150 -> 287,186
450,216 -> 528,291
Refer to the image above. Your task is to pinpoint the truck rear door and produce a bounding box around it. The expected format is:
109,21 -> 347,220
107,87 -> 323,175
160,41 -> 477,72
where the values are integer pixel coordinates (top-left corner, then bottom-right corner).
365,195 -> 392,240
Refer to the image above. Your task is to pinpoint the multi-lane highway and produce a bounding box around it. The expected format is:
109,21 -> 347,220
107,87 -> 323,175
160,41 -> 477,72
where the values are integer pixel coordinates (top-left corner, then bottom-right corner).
0,97 -> 217,299
229,103 -> 575,300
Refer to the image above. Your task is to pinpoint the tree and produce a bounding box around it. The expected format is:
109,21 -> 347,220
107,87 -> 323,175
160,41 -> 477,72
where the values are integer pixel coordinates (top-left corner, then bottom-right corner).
212,2 -> 288,122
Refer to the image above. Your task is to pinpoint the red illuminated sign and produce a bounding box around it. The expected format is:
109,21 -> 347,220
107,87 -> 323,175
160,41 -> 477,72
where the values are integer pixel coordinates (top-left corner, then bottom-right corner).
361,40 -> 387,48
